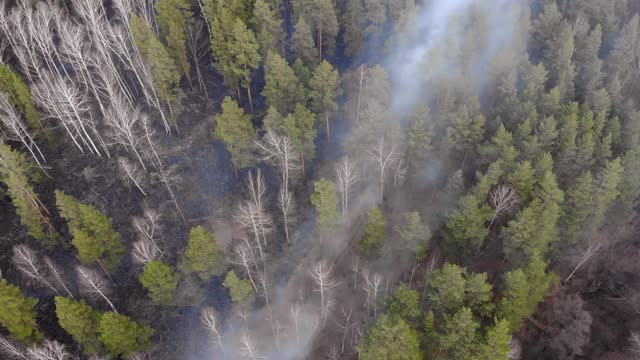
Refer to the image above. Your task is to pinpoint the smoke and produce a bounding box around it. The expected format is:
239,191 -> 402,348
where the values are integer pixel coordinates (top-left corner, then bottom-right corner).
191,1 -> 528,359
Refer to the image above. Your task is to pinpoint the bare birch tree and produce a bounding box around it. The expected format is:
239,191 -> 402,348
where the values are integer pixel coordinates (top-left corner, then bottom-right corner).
0,335 -> 27,359
368,138 -> 396,202
231,243 -> 259,291
239,332 -> 263,360
76,265 -> 117,312
489,184 -> 519,226
43,257 -> 74,299
335,157 -> 358,220
0,91 -> 46,169
12,245 -> 58,295
200,307 -> 224,355
185,20 -> 210,96
235,171 -> 272,264
351,256 -> 360,290
26,340 -> 71,360
564,240 -> 604,283
362,270 -> 383,317
334,308 -> 354,354
290,303 -> 301,344
310,261 -> 339,328
105,95 -> 148,170
131,238 -> 161,266
118,158 -> 147,196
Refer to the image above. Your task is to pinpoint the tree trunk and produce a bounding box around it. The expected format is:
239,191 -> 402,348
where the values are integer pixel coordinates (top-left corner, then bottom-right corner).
318,28 -> 323,61
247,83 -> 254,114
300,151 -> 305,177
326,113 -> 330,143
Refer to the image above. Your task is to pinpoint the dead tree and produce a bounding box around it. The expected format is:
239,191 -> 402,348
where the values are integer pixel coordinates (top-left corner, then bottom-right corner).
489,184 -> 519,226
393,158 -> 408,187
104,95 -> 148,170
12,245 -> 59,295
256,130 -> 299,243
230,243 -> 259,292
334,308 -> 354,354
118,158 -> 147,196
31,74 -> 106,156
351,256 -> 360,290
310,261 -> 339,328
200,307 -> 224,355
132,207 -> 162,252
76,265 -> 117,312
26,340 -> 71,360
185,20 -> 210,96
290,303 -> 301,344
564,240 -> 603,283
43,258 -> 74,299
239,332 -> 262,360
0,335 -> 27,359
335,157 -> 358,220
368,138 -> 396,202
629,332 -> 640,356
131,238 -> 161,266
248,170 -> 271,248
362,270 -> 383,317
0,91 -> 46,169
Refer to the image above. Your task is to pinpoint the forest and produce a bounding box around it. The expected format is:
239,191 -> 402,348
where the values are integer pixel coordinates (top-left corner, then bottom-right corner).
1,0 -> 640,359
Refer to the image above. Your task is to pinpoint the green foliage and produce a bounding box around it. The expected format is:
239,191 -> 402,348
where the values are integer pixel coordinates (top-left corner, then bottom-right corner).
140,261 -> 179,306
99,312 -> 154,358
310,178 -> 339,241
506,160 -> 536,200
309,60 -> 339,138
498,253 -> 555,331
464,272 -> 494,316
562,171 -> 594,243
476,318 -> 513,360
405,104 -> 434,175
386,283 -> 421,322
182,226 -> 225,281
444,194 -> 493,256
0,63 -> 42,133
435,307 -> 480,360
360,206 -> 386,257
214,96 -> 256,170
283,104 -> 317,165
358,314 -> 422,360
0,144 -> 57,246
154,0 -> 192,80
223,270 -> 254,310
130,14 -> 184,117
341,0 -> 365,57
0,279 -> 42,344
253,0 -> 284,60
619,149 -> 640,218
291,16 -> 317,66
446,103 -> 486,158
55,297 -> 102,355
262,51 -> 303,114
395,211 -> 431,258
229,18 -> 261,92
593,157 -> 624,226
55,190 -> 124,273
425,263 -> 493,316
295,0 -> 339,57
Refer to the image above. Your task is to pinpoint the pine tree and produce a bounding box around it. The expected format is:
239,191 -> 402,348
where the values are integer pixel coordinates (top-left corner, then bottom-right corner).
55,190 -> 124,273
154,0 -> 192,81
222,270 -> 254,310
506,160 -> 536,201
253,0 -> 284,60
360,206 -> 386,257
546,23 -> 576,100
296,0 -> 339,60
444,194 -> 493,256
497,269 -> 529,331
342,0 -> 365,57
309,60 -> 339,141
182,226 -> 225,281
464,272 -> 494,316
229,18 -> 261,112
575,24 -> 604,99
131,14 -> 184,117
291,16 -> 317,66
396,211 -> 431,259
99,312 -> 154,358
435,307 -> 480,360
0,279 -> 42,344
618,149 -> 640,219
0,144 -> 57,246
0,63 -> 42,133
476,319 -> 513,360
140,261 -> 179,306
502,206 -> 539,265
562,171 -> 594,243
214,96 -> 256,172
593,157 -> 624,226
310,178 -> 339,243
425,263 -> 466,314
386,283 -> 420,322
446,104 -> 486,162
55,296 -> 102,355
405,104 -> 434,177
358,314 -> 422,360
262,51 -> 303,114
283,103 -> 317,172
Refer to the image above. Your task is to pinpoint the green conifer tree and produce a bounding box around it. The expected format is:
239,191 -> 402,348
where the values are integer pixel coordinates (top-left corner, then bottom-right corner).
310,178 -> 339,243
214,96 -> 256,172
309,60 -> 339,140
262,51 -> 303,115
140,261 -> 179,306
55,190 -> 124,273
360,206 -> 386,257
358,314 -> 422,360
182,226 -> 225,281
55,296 -> 102,355
0,279 -> 42,344
99,312 -> 154,358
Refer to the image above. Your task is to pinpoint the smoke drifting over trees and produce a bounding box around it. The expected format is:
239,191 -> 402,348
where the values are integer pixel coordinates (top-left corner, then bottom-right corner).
0,0 -> 640,359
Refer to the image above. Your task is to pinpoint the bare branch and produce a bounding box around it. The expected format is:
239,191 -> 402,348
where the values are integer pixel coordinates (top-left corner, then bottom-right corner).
43,257 -> 74,299
131,238 -> 161,266
26,340 -> 71,360
310,261 -> 339,328
362,269 -> 383,317
489,185 -> 519,226
564,240 -> 604,283
200,307 -> 224,354
239,332 -> 264,360
368,138 -> 396,202
0,335 -> 27,359
0,91 -> 46,169
12,244 -> 59,295
230,243 -> 258,292
335,157 -> 358,220
118,157 -> 147,196
76,265 -> 117,312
